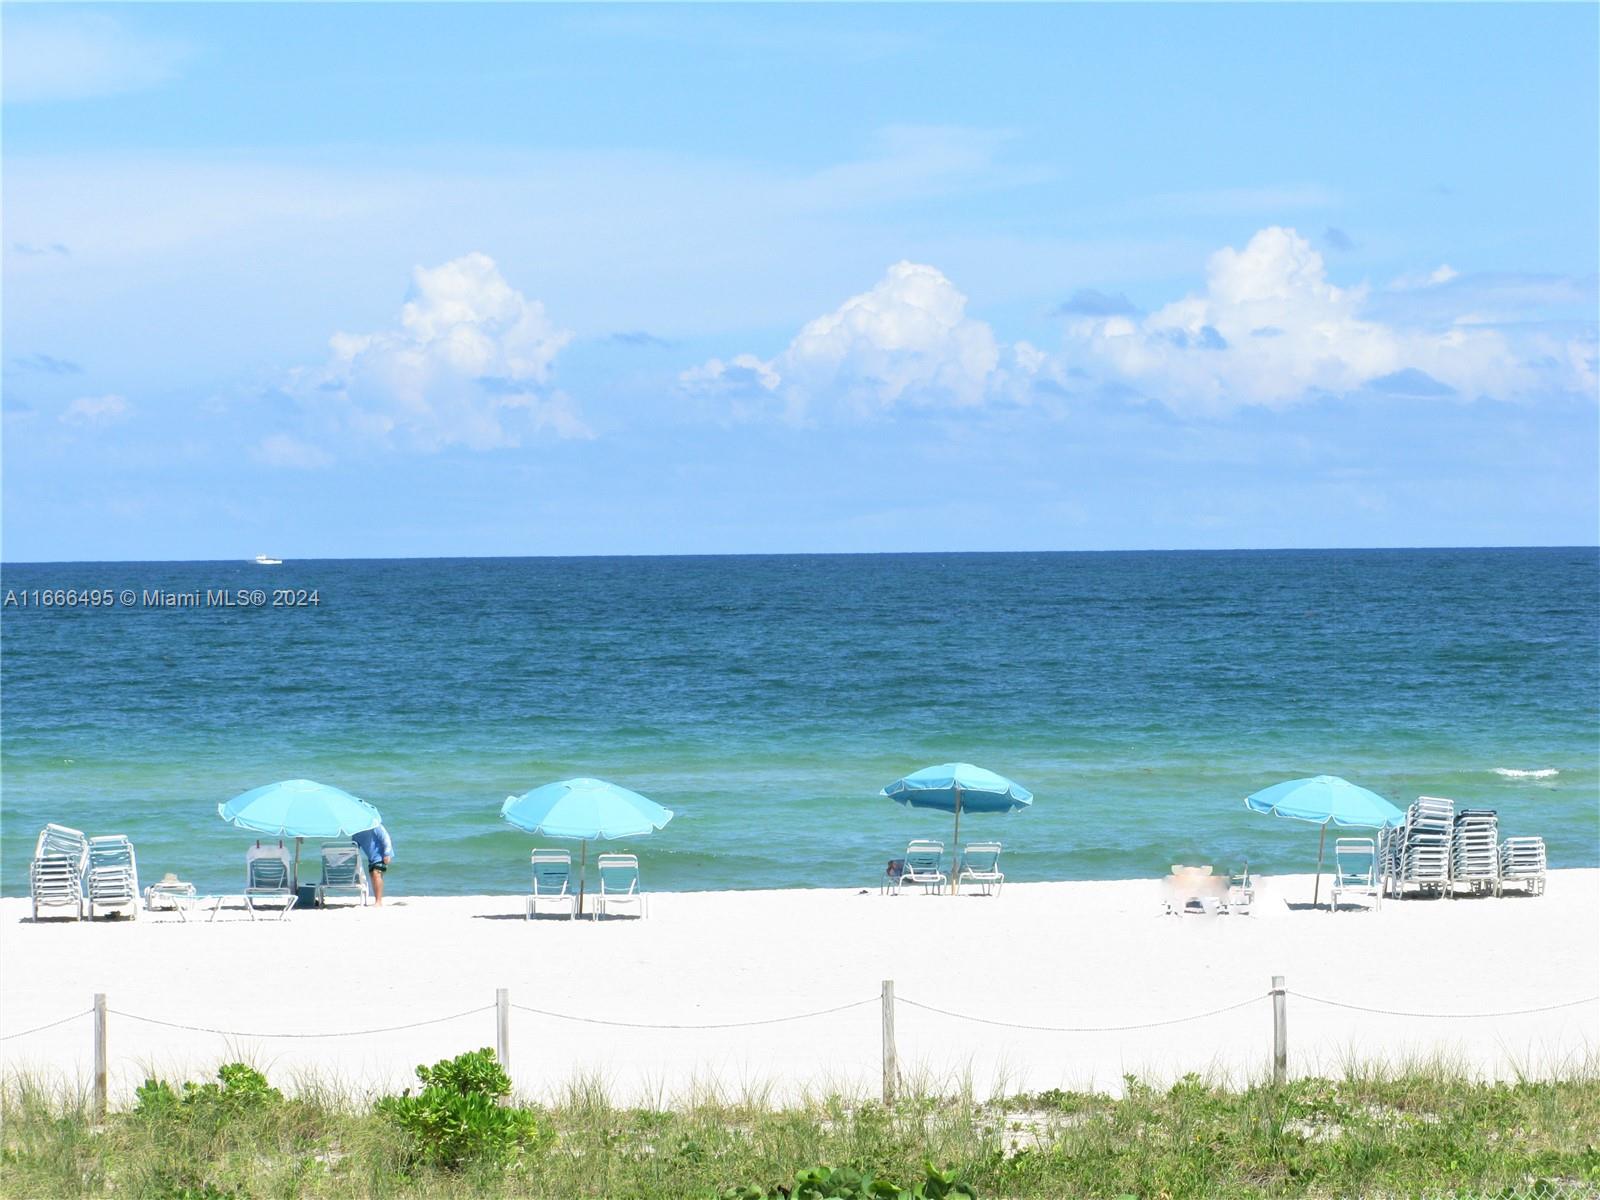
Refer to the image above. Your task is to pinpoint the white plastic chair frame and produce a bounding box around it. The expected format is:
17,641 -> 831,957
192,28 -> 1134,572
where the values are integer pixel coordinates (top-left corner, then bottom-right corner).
527,849 -> 577,919
1497,837 -> 1547,897
316,844 -> 370,908
1450,809 -> 1499,897
1223,863 -> 1255,915
145,880 -> 197,912
595,852 -> 646,918
1331,837 -> 1380,912
243,845 -> 297,921
87,835 -> 140,920
898,841 -> 947,894
957,842 -> 1004,896
31,824 -> 89,921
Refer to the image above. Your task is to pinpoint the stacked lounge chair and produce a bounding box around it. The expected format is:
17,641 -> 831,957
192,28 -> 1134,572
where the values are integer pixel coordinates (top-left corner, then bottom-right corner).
1377,822 -> 1401,894
30,824 -> 89,920
1387,796 -> 1453,899
1497,837 -> 1547,897
86,835 -> 140,919
1375,796 -> 1551,902
1450,809 -> 1499,897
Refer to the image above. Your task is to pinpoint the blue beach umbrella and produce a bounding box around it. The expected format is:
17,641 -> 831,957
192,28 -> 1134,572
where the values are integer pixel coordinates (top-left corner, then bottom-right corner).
218,778 -> 382,888
1244,775 -> 1404,908
881,763 -> 1033,893
500,778 -> 674,914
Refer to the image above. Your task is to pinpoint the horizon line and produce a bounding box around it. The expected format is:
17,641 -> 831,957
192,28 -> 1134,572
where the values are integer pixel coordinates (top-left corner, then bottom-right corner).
3,544 -> 1596,568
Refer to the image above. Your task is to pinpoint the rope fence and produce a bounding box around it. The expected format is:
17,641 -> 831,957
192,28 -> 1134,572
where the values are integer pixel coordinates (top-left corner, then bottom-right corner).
896,991 -> 1268,1033
106,1004 -> 495,1040
3,981 -> 1596,1113
1286,991 -> 1600,1020
0,1008 -> 92,1042
508,997 -> 876,1030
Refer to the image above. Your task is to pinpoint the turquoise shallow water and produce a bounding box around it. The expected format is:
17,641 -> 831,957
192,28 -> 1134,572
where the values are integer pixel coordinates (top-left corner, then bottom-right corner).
1,549 -> 1596,897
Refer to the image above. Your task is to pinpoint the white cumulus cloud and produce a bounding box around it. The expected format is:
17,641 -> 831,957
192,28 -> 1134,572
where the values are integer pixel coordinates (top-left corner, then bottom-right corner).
681,261 -> 1002,420
301,253 -> 587,451
678,354 -> 782,395
60,394 -> 130,428
1063,226 -> 1530,413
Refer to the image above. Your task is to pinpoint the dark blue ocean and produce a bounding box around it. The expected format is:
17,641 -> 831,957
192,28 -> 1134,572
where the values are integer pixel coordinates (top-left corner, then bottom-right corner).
2,549 -> 1596,897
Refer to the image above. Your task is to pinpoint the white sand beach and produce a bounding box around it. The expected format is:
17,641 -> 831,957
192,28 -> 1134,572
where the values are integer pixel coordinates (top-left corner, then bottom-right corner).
2,871 -> 1596,1106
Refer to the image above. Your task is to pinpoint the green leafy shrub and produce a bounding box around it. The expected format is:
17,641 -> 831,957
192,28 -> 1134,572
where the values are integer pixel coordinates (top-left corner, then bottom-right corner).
376,1047 -> 546,1172
6,1065 -> 1599,1199
134,1062 -> 282,1121
710,1162 -> 977,1199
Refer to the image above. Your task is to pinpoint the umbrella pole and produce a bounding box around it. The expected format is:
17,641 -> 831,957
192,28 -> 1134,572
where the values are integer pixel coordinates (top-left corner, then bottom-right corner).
577,839 -> 588,917
1313,823 -> 1327,909
951,788 -> 962,895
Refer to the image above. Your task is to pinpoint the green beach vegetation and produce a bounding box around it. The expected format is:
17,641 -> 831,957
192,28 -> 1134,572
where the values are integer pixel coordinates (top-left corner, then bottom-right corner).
3,1053 -> 1597,1199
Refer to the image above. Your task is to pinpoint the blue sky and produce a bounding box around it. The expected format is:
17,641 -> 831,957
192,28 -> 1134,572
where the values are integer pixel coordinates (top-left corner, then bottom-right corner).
3,3 -> 1596,561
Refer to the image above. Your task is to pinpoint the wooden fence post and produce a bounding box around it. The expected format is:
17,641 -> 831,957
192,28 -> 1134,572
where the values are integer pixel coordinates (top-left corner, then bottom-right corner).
1271,975 -> 1287,1085
881,980 -> 897,1106
495,987 -> 511,1072
93,993 -> 107,1120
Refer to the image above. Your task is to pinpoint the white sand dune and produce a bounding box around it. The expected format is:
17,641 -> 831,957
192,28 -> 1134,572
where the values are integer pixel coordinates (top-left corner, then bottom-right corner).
2,870 -> 1596,1106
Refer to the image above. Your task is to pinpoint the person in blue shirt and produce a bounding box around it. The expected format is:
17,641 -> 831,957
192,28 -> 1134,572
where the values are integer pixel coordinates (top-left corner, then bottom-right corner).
352,822 -> 394,905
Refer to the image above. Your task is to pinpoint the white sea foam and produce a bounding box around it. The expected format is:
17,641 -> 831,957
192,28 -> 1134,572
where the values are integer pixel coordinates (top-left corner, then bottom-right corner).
1491,768 -> 1560,779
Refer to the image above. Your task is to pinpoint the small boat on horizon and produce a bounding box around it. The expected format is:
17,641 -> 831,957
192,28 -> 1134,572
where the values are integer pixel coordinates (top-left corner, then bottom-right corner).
253,554 -> 283,565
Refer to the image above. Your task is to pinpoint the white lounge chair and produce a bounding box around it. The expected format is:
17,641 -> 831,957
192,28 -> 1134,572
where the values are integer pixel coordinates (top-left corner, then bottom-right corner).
86,835 -> 140,919
1223,862 -> 1255,915
315,844 -> 369,908
145,874 -> 197,913
596,852 -> 646,918
1163,864 -> 1224,915
243,844 -> 297,920
1331,837 -> 1380,912
30,824 -> 88,921
897,841 -> 947,894
1497,837 -> 1547,897
526,849 -> 577,919
1390,797 -> 1452,899
1451,809 -> 1499,896
958,843 -> 1004,896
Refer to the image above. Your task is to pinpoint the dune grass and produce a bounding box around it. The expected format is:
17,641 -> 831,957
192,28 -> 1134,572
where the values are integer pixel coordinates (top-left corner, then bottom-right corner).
3,1060 -> 1598,1199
